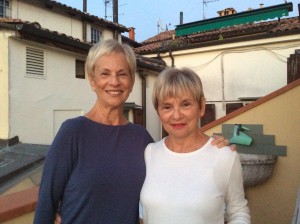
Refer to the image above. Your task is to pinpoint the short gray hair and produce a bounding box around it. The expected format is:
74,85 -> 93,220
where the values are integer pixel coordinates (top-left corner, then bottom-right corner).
152,67 -> 205,110
85,39 -> 136,83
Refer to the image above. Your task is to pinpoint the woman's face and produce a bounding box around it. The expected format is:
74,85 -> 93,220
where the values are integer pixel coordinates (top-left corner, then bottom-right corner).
89,52 -> 133,109
157,91 -> 205,139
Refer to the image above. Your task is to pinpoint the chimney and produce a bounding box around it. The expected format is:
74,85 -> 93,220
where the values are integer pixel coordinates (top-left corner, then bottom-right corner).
298,3 -> 300,22
217,8 -> 237,17
83,0 -> 87,12
129,27 -> 135,41
83,0 -> 87,41
260,3 -> 264,9
113,0 -> 118,23
180,12 -> 183,25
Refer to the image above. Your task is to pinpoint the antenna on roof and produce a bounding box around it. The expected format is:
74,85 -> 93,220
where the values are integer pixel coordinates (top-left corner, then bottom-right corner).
202,0 -> 219,19
104,0 -> 112,20
157,18 -> 171,34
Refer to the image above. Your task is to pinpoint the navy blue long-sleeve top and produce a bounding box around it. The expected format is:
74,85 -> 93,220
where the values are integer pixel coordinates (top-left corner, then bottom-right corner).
34,116 -> 153,224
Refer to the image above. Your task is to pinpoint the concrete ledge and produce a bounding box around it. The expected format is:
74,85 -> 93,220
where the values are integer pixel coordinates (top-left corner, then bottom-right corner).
0,186 -> 39,223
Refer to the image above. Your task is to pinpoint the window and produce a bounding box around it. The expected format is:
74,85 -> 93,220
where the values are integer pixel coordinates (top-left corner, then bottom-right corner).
201,104 -> 216,127
0,0 -> 10,18
76,60 -> 85,79
226,103 -> 243,115
26,47 -> 45,78
91,27 -> 102,43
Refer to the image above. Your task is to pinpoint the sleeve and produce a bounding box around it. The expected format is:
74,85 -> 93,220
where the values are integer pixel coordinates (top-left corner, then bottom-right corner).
225,153 -> 251,224
33,120 -> 78,224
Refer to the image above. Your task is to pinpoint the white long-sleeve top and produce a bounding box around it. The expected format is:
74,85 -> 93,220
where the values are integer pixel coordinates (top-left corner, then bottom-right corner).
140,137 -> 250,224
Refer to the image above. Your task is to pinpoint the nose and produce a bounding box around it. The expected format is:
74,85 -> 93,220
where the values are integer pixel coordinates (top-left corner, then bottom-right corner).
172,107 -> 183,120
108,73 -> 120,85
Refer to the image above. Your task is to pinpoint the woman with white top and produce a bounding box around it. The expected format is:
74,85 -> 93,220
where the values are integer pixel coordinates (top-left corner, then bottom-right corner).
140,67 -> 251,224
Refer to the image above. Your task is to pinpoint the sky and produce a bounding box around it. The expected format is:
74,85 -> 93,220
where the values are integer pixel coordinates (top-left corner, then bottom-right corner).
57,0 -> 300,42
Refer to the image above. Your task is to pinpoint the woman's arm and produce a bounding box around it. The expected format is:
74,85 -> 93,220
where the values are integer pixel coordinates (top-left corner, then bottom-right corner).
34,121 -> 76,224
225,154 -> 251,223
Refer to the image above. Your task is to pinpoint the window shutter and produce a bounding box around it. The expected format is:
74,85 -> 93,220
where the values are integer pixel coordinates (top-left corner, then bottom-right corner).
26,47 -> 44,77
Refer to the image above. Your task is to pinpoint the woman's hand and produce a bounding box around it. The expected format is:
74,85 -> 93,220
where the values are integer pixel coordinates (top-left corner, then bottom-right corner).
212,135 -> 237,151
54,213 -> 62,224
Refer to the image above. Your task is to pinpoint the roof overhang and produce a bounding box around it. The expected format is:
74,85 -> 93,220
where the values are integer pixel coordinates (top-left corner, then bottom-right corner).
175,2 -> 293,36
0,22 -> 91,54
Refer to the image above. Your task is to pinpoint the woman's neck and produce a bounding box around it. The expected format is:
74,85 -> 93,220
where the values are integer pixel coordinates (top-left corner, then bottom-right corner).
85,103 -> 128,126
165,130 -> 209,153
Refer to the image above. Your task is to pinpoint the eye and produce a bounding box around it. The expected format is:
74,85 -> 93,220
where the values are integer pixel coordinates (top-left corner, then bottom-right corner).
161,104 -> 171,111
97,72 -> 109,78
118,72 -> 130,77
183,101 -> 191,107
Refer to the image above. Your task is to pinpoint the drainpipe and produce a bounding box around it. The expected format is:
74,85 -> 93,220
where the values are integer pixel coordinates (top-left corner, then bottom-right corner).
139,71 -> 147,127
169,50 -> 175,67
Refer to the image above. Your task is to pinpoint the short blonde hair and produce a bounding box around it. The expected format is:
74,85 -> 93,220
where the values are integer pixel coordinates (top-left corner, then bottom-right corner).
152,67 -> 205,110
85,39 -> 136,84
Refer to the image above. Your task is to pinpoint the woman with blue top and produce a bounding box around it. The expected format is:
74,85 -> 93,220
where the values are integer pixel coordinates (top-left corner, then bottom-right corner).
140,67 -> 250,224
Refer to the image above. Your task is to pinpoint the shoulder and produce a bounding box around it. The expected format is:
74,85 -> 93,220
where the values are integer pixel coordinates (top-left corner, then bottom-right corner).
205,138 -> 237,163
54,116 -> 89,140
145,139 -> 164,154
128,123 -> 154,141
61,116 -> 86,129
128,123 -> 149,133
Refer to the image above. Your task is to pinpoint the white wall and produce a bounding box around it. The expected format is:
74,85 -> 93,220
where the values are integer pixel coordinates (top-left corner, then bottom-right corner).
7,38 -> 147,145
11,1 -> 117,43
145,72 -> 161,141
12,1 -> 83,40
8,38 -> 95,144
153,35 -> 300,118
127,70 -> 161,141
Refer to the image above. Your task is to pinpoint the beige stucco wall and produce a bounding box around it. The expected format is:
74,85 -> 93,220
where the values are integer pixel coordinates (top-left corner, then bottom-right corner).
203,84 -> 300,224
2,212 -> 34,224
0,31 -> 14,139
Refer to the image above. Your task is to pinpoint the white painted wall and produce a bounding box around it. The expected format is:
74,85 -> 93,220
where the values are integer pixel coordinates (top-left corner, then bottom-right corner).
145,72 -> 161,141
12,1 -> 83,40
0,1 -> 145,144
150,35 -> 300,119
7,38 -> 147,144
8,38 -> 95,144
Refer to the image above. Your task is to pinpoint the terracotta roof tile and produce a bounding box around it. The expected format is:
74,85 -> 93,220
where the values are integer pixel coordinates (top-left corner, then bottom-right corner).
135,17 -> 300,54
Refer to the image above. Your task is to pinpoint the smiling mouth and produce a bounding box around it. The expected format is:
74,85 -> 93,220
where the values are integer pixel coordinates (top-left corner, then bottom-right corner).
106,90 -> 123,96
171,123 -> 185,128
